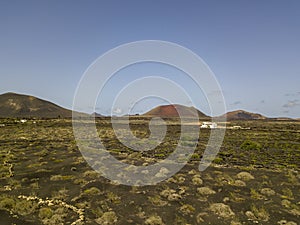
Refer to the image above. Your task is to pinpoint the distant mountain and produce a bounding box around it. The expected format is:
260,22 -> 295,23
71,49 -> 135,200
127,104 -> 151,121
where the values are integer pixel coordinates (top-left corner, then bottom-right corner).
272,117 -> 293,121
221,110 -> 266,120
143,104 -> 208,118
0,92 -> 295,120
91,112 -> 104,117
0,92 -> 72,118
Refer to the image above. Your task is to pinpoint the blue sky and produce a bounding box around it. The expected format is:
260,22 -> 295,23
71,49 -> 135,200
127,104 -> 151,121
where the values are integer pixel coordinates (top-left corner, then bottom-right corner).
0,1 -> 299,118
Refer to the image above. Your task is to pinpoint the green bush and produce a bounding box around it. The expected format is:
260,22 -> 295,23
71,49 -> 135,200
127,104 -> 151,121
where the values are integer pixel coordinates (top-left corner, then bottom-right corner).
15,199 -> 38,216
0,196 -> 15,210
191,153 -> 200,160
240,140 -> 261,151
50,175 -> 74,181
213,157 -> 223,164
39,207 -> 53,219
83,187 -> 101,195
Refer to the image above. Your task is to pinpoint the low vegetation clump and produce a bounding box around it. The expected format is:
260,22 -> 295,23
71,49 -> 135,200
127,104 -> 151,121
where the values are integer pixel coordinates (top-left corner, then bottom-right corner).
260,187 -> 276,196
192,175 -> 203,185
209,203 -> 235,218
145,215 -> 165,225
250,188 -> 264,200
245,205 -> 270,222
160,188 -> 182,201
39,207 -> 53,220
0,195 -> 15,211
179,204 -> 195,215
240,140 -> 262,151
277,220 -> 298,225
14,199 -> 38,216
95,211 -> 118,225
148,195 -> 167,206
197,187 -> 216,196
50,174 -> 74,181
83,187 -> 102,196
232,179 -> 246,187
236,171 -> 254,181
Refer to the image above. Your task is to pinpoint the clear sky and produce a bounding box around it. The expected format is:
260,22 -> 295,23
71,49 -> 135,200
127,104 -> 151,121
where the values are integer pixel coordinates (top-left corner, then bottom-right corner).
0,0 -> 299,118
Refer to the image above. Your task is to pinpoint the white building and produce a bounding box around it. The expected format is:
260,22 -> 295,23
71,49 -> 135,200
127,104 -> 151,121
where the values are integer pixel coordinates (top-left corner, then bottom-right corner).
200,122 -> 217,129
200,124 -> 209,128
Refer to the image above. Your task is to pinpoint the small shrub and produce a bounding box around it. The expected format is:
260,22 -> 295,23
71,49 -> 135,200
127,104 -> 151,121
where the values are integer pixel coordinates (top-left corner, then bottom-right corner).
181,141 -> 195,147
95,211 -> 118,225
148,195 -> 167,206
15,199 -> 38,216
197,187 -> 216,195
83,170 -> 100,179
281,188 -> 294,200
145,215 -> 165,225
260,188 -> 275,196
237,172 -> 254,181
106,192 -> 121,204
213,157 -> 223,164
179,204 -> 195,215
39,207 -> 53,219
240,140 -> 261,150
281,199 -> 291,208
248,205 -> 270,221
42,214 -> 65,225
250,188 -> 264,200
83,187 -> 101,195
50,175 -> 74,181
0,196 -> 15,210
209,203 -> 235,218
154,153 -> 165,158
233,180 -> 246,187
191,153 -> 200,160
192,176 -> 203,185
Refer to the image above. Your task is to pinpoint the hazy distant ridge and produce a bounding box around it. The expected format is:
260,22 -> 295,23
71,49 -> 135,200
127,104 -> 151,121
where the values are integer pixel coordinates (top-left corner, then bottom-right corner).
0,92 -> 293,120
219,110 -> 266,120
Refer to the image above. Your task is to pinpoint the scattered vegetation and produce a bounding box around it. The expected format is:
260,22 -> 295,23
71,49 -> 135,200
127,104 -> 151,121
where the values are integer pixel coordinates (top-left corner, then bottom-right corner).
0,118 -> 299,224
240,140 -> 262,151
95,211 -> 117,225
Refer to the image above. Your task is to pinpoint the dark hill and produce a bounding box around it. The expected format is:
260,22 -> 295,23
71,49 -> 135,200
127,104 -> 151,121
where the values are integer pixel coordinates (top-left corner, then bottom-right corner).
143,104 -> 208,118
91,112 -> 104,117
221,110 -> 266,121
0,92 -> 72,118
